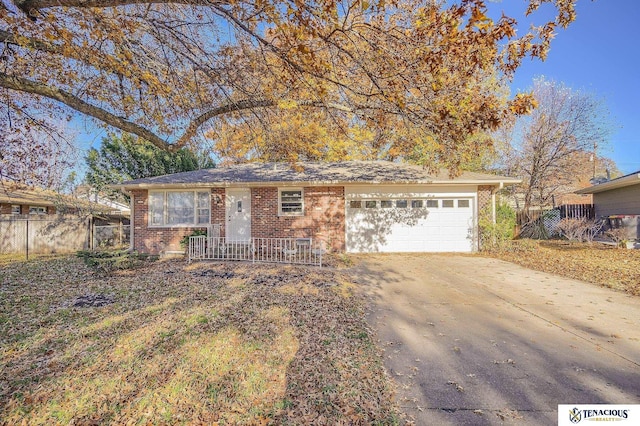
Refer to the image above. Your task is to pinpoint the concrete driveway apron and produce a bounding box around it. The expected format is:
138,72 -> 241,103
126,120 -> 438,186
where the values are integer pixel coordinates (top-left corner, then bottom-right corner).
353,254 -> 640,425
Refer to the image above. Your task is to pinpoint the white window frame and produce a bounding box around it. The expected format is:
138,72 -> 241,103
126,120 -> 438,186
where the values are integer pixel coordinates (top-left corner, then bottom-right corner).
11,205 -> 21,215
29,206 -> 47,215
278,188 -> 304,216
148,190 -> 210,227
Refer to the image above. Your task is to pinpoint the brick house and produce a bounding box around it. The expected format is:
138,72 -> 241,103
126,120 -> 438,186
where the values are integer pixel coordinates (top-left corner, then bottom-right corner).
116,161 -> 519,255
0,181 -> 95,216
0,181 -> 129,219
1,182 -> 62,215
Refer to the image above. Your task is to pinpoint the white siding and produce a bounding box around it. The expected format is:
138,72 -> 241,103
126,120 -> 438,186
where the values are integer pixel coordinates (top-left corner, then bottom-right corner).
345,185 -> 477,253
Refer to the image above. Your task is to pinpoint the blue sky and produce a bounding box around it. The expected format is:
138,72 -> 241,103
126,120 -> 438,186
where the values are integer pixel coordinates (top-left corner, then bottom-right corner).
75,0 -> 640,175
495,0 -> 640,174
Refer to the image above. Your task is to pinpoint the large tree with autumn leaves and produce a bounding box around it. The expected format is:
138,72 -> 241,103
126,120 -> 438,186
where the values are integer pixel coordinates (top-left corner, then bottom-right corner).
2,0 -> 577,171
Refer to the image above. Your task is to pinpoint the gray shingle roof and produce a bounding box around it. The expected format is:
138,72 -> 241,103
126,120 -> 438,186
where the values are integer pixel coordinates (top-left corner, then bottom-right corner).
117,161 -> 519,188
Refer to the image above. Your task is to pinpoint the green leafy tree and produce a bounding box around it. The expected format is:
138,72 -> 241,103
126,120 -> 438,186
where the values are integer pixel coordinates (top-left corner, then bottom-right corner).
479,200 -> 517,251
85,133 -> 214,197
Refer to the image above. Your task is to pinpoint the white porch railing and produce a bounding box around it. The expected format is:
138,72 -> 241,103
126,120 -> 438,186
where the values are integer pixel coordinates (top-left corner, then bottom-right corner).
188,236 -> 324,266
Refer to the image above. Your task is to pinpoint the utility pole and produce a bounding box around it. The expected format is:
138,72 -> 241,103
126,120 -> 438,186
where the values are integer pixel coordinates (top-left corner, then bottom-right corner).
592,140 -> 597,179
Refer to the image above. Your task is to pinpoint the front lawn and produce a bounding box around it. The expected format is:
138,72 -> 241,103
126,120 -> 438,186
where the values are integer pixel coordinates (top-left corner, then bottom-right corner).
0,256 -> 398,425
484,239 -> 640,296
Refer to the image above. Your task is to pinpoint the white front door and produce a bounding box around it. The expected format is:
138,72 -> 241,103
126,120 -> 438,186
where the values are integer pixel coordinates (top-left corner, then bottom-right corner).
226,188 -> 251,242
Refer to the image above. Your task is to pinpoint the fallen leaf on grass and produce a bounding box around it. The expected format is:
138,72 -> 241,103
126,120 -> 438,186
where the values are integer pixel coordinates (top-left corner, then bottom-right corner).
485,240 -> 640,296
0,257 -> 399,425
446,381 -> 465,392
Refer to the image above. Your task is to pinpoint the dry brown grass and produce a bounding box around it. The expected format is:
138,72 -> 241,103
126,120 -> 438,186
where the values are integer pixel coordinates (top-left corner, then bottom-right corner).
484,239 -> 640,296
0,256 -> 398,425
0,253 -> 64,267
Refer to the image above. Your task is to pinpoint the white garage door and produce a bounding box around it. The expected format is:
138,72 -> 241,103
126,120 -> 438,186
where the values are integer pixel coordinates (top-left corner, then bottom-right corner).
346,196 -> 476,253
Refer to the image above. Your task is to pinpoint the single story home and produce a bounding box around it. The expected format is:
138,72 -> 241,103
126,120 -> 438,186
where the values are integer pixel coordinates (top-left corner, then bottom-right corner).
0,181 -> 61,215
1,181 -> 131,255
116,161 -> 520,255
74,185 -> 131,217
0,181 -> 129,221
576,170 -> 640,240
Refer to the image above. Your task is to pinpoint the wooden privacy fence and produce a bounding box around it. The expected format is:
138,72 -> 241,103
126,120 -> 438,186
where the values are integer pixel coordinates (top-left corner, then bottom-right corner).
558,204 -> 595,220
0,215 -> 130,258
0,215 -> 91,258
516,204 -> 595,238
516,204 -> 595,226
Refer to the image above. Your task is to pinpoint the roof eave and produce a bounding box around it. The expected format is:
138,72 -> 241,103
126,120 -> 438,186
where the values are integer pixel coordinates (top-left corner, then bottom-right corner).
429,178 -> 521,186
575,173 -> 640,194
0,196 -> 57,207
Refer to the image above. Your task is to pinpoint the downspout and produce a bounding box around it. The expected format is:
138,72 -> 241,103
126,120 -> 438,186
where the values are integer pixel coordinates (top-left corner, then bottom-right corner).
493,182 -> 504,224
487,182 -> 503,251
129,193 -> 134,252
122,187 -> 134,253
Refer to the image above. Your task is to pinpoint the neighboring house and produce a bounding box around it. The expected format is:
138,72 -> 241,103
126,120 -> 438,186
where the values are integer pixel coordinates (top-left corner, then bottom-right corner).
75,185 -> 131,215
505,183 -> 593,211
553,192 -> 593,206
0,181 -> 129,222
1,181 -> 132,255
576,170 -> 640,240
0,181 -> 75,216
116,161 -> 519,255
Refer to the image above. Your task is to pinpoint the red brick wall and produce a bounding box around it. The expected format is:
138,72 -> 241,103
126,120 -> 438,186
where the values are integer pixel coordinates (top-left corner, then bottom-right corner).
131,189 -> 224,254
0,204 -> 55,215
251,187 -> 345,252
131,186 -> 346,255
211,188 -> 226,238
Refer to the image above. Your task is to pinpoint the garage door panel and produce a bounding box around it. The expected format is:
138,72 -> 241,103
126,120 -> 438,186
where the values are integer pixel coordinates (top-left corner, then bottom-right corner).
391,226 -> 412,238
346,195 -> 475,253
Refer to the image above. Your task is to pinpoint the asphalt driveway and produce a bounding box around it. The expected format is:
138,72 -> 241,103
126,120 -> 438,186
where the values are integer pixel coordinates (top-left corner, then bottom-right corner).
352,254 -> 640,425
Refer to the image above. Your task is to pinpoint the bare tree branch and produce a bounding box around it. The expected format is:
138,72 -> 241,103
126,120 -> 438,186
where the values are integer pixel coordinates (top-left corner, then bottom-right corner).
13,0 -> 209,14
1,71 -> 356,150
0,72 -> 173,148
